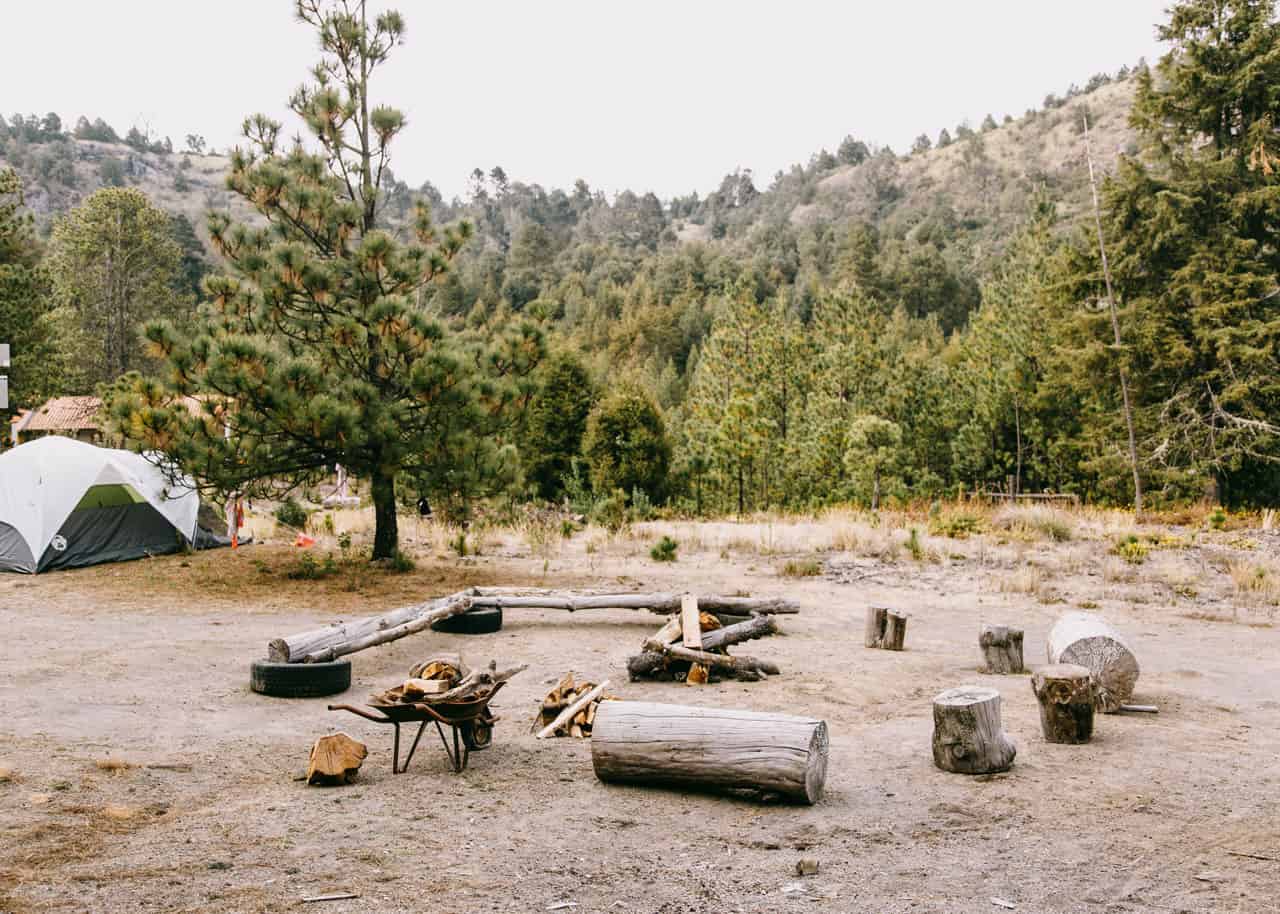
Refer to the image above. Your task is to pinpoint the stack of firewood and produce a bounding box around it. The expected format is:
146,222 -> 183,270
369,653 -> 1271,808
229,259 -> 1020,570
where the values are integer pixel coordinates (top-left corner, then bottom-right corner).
533,672 -> 615,738
372,654 -> 526,705
626,594 -> 784,684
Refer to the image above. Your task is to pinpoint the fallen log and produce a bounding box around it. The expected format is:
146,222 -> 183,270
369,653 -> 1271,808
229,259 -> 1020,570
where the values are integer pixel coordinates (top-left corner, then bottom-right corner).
1031,664 -> 1096,744
537,680 -> 610,739
299,594 -> 474,663
591,700 -> 829,804
269,590 -> 473,662
931,686 -> 1016,774
306,733 -> 367,785
979,625 -> 1025,674
658,643 -> 779,677
469,592 -> 799,615
1046,612 -> 1139,713
698,614 -> 778,652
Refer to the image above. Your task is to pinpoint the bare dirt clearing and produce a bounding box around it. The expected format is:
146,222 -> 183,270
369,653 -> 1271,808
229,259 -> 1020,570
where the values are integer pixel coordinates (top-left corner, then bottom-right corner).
2,512 -> 1279,913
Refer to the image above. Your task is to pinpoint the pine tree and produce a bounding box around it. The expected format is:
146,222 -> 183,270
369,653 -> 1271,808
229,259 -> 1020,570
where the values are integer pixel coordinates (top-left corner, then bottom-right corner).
523,352 -> 596,500
105,0 -> 542,558
47,188 -> 185,386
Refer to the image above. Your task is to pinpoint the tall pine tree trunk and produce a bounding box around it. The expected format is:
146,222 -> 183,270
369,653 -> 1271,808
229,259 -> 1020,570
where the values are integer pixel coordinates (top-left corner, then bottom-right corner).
872,468 -> 881,510
1014,400 -> 1023,497
371,469 -> 399,560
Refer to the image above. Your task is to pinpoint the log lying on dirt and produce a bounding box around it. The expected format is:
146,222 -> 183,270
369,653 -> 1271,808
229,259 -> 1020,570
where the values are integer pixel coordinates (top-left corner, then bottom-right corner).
269,592 -> 474,663
468,590 -> 800,615
931,686 -> 1016,774
698,614 -> 778,652
865,606 -> 908,650
979,625 -> 1025,674
1031,664 -> 1096,744
1046,612 -> 1139,713
591,700 -> 829,804
307,733 -> 367,785
631,609 -> 781,683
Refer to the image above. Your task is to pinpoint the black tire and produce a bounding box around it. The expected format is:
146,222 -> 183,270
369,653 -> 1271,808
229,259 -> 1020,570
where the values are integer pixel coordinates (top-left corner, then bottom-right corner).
461,721 -> 493,751
250,658 -> 351,698
430,606 -> 503,635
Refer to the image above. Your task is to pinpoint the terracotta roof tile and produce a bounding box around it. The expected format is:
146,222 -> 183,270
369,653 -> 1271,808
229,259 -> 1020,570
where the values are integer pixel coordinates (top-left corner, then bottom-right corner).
22,396 -> 103,432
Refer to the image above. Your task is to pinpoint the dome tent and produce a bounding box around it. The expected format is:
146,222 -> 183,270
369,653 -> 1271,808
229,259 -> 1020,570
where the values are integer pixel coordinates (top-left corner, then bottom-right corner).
0,437 -> 200,573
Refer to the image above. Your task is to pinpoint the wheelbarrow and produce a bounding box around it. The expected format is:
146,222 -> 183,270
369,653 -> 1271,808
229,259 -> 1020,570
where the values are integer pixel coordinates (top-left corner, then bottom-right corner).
328,681 -> 505,774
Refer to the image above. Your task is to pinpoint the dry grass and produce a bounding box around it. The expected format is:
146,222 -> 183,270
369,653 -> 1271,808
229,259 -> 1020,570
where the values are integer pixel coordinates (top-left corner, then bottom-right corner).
992,504 -> 1074,542
997,565 -> 1058,602
778,558 -> 823,578
1229,558 -> 1280,607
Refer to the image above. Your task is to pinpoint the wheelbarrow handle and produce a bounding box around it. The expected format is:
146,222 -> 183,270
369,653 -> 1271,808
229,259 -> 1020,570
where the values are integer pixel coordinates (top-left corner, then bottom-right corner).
327,703 -> 393,723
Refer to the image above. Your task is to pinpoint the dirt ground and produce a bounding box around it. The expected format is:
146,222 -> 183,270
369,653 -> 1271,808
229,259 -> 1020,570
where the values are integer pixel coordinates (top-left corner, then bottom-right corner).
2,510 -> 1279,914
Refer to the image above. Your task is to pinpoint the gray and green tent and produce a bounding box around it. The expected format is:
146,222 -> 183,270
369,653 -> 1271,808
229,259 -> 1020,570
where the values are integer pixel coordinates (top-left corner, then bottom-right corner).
0,436 -> 201,573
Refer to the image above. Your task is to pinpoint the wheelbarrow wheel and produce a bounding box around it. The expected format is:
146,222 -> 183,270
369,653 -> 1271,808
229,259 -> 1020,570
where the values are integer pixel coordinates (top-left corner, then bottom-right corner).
461,720 -> 493,751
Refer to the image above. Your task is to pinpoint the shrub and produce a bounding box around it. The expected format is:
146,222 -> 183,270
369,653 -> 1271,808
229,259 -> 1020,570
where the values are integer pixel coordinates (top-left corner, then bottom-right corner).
780,558 -> 822,577
450,532 -> 468,557
582,388 -> 671,503
389,549 -> 416,573
590,489 -> 630,533
1110,535 -> 1149,564
929,511 -> 984,539
993,505 -> 1073,542
649,536 -> 679,562
287,551 -> 338,580
906,528 -> 925,561
275,497 -> 309,529
1208,507 -> 1227,530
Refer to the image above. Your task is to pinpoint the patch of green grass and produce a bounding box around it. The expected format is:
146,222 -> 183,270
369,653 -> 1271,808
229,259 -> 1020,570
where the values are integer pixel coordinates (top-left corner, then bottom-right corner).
928,512 -> 985,539
1110,535 -> 1149,564
274,497 -> 309,529
649,536 -> 679,563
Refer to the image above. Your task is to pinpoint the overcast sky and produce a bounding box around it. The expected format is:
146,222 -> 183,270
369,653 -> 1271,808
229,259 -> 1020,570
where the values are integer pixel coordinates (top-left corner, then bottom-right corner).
3,1 -> 1170,200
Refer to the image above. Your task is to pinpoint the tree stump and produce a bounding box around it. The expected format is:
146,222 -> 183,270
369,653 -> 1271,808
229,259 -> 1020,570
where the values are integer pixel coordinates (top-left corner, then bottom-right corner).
1046,612 -> 1138,712
591,701 -> 828,804
1031,664 -> 1096,744
865,606 -> 908,650
931,686 -> 1016,774
979,625 -> 1025,674
306,733 -> 367,785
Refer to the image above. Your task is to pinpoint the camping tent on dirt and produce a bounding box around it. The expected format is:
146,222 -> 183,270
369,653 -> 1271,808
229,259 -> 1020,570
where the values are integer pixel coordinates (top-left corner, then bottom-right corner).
0,436 -> 203,573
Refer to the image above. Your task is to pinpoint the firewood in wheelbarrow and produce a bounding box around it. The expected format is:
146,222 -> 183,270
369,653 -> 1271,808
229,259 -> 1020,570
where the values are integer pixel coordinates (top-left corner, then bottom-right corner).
307,733 -> 368,786
434,660 -> 528,703
409,653 -> 468,681
401,677 -> 450,699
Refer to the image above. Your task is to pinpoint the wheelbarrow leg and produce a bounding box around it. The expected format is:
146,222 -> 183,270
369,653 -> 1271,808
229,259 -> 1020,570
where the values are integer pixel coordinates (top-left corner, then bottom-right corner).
392,720 -> 429,774
433,721 -> 471,772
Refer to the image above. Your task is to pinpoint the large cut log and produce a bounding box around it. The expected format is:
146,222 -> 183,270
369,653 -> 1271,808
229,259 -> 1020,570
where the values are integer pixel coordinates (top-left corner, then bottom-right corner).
591,700 -> 828,804
297,594 -> 473,663
1031,664 -> 1096,744
931,686 -> 1017,774
979,625 -> 1025,674
269,590 -> 473,662
1046,612 -> 1139,713
307,733 -> 367,785
468,591 -> 800,615
698,614 -> 778,652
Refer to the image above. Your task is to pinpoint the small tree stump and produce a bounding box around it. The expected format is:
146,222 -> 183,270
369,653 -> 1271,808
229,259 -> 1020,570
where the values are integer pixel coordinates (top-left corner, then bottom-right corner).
307,733 -> 367,785
865,606 -> 908,650
1031,664 -> 1096,744
979,625 -> 1025,674
931,686 -> 1016,774
1046,612 -> 1138,712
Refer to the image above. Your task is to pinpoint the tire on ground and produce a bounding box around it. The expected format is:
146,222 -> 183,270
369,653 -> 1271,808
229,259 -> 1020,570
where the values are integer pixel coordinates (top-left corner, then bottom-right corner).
250,658 -> 352,698
430,606 -> 503,635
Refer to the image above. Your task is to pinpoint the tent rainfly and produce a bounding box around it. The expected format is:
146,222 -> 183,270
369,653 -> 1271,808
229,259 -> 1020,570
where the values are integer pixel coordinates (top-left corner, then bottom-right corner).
0,436 -> 200,573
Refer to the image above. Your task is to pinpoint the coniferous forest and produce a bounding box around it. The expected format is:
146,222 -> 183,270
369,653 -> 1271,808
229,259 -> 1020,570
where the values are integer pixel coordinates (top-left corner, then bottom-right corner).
2,0 -> 1278,549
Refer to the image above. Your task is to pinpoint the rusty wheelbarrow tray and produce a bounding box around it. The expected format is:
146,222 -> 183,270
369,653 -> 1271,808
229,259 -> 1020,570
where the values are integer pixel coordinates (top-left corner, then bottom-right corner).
328,681 -> 505,774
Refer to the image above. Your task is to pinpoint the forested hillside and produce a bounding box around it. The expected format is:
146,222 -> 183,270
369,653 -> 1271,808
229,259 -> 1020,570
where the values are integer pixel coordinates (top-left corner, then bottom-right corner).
5,0 -> 1279,517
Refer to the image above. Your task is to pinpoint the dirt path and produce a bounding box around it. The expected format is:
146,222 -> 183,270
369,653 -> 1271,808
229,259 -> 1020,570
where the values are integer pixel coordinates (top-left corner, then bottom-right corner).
2,524 -> 1278,913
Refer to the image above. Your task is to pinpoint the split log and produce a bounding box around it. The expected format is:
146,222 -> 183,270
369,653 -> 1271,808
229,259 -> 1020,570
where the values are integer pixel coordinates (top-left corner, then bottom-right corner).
306,733 -> 367,785
591,700 -> 828,804
433,660 -> 527,703
1031,664 -> 1096,744
681,594 -> 703,649
698,614 -> 778,652
650,615 -> 683,646
979,625 -> 1025,674
269,591 -> 473,663
1046,612 -> 1139,713
686,663 -> 709,684
298,595 -> 473,663
469,591 -> 799,615
931,686 -> 1016,774
865,606 -> 908,650
537,680 -> 610,739
401,677 -> 450,699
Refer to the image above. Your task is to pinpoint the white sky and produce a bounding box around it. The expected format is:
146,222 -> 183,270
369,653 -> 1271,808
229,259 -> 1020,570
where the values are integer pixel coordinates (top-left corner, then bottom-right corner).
3,1 -> 1170,201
